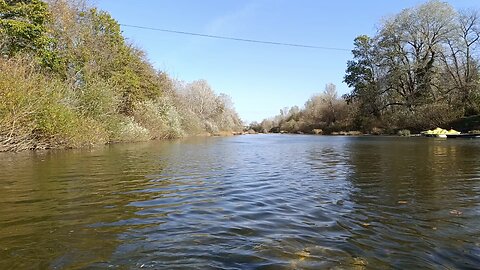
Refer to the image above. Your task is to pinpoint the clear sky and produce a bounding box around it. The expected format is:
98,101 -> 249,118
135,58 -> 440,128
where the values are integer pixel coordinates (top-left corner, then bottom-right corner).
96,0 -> 480,123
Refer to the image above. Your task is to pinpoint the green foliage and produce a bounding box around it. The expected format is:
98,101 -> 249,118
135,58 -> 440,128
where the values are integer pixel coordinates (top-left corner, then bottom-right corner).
0,0 -> 58,68
110,48 -> 162,115
75,78 -> 119,119
87,7 -> 123,46
0,57 -> 107,151
0,0 -> 243,151
342,1 -> 480,132
344,35 -> 382,119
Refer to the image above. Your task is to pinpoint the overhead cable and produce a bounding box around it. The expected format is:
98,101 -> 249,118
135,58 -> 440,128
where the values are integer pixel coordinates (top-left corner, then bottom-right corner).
120,23 -> 351,51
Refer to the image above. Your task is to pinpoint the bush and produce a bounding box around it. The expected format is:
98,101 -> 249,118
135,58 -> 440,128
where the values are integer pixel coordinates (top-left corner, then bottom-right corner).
397,129 -> 411,136
133,98 -> 185,139
313,129 -> 323,135
370,127 -> 384,135
115,117 -> 150,142
74,78 -> 120,120
0,57 -> 108,151
0,1 -> 244,151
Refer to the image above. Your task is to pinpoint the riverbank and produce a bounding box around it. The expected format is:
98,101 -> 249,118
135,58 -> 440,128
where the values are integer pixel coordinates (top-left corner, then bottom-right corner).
0,1 -> 243,153
248,114 -> 480,137
448,115 -> 480,133
0,130 -> 243,153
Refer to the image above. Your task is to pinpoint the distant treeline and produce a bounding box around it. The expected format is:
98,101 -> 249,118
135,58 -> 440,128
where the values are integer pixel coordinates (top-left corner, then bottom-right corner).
252,1 -> 480,135
0,0 -> 242,151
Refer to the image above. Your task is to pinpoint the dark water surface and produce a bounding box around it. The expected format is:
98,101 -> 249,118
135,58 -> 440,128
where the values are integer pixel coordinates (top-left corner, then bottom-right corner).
1,135 -> 480,269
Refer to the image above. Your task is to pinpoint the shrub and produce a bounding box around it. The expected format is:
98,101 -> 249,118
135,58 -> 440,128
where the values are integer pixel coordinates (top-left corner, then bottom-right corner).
313,129 -> 323,135
133,99 -> 185,139
74,78 -> 120,120
371,127 -> 384,135
397,129 -> 411,136
115,117 -> 150,142
0,57 -> 108,151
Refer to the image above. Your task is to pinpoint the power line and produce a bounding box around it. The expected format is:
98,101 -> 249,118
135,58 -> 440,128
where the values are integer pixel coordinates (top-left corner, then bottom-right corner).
119,23 -> 351,52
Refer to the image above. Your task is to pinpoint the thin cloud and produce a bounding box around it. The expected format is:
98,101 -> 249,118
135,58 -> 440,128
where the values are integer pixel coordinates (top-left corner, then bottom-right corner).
204,0 -> 272,36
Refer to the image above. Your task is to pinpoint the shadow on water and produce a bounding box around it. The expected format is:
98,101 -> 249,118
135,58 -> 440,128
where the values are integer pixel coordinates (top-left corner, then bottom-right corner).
0,135 -> 479,269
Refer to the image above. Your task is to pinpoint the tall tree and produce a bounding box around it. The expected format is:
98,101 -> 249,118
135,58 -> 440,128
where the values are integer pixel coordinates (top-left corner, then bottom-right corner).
344,35 -> 384,124
440,9 -> 480,115
0,0 -> 56,67
377,0 -> 456,109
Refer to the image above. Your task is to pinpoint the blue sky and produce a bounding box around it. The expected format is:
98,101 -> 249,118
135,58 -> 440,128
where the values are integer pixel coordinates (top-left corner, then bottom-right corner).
96,0 -> 480,123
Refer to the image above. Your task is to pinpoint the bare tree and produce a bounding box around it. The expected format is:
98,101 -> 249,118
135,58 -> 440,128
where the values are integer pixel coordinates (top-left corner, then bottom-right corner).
377,0 -> 456,108
440,9 -> 480,114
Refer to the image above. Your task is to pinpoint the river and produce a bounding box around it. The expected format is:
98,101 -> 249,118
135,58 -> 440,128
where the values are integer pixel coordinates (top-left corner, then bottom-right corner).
0,135 -> 479,269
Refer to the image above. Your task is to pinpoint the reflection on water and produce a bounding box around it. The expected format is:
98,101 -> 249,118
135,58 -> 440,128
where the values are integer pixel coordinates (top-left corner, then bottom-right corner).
0,135 -> 479,269
344,138 -> 480,269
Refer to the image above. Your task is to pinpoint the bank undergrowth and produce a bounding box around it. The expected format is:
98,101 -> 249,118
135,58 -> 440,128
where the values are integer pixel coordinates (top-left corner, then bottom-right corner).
252,1 -> 480,135
0,0 -> 242,152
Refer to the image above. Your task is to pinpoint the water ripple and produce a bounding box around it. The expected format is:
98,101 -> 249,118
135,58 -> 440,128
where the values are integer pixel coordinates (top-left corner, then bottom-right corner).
0,136 -> 479,269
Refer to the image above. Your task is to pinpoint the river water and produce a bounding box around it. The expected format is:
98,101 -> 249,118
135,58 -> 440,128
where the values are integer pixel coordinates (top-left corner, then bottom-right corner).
0,135 -> 479,269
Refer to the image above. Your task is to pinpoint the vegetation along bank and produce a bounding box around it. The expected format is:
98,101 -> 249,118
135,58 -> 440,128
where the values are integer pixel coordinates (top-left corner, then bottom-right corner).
3,0 -> 480,151
0,0 -> 243,152
251,1 -> 480,136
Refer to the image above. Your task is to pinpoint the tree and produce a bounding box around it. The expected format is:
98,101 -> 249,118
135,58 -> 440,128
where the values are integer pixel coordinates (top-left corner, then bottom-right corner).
47,2 -> 162,115
377,0 -> 456,109
0,0 -> 57,67
440,9 -> 480,115
344,35 -> 383,120
344,1 -> 480,131
303,84 -> 346,129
